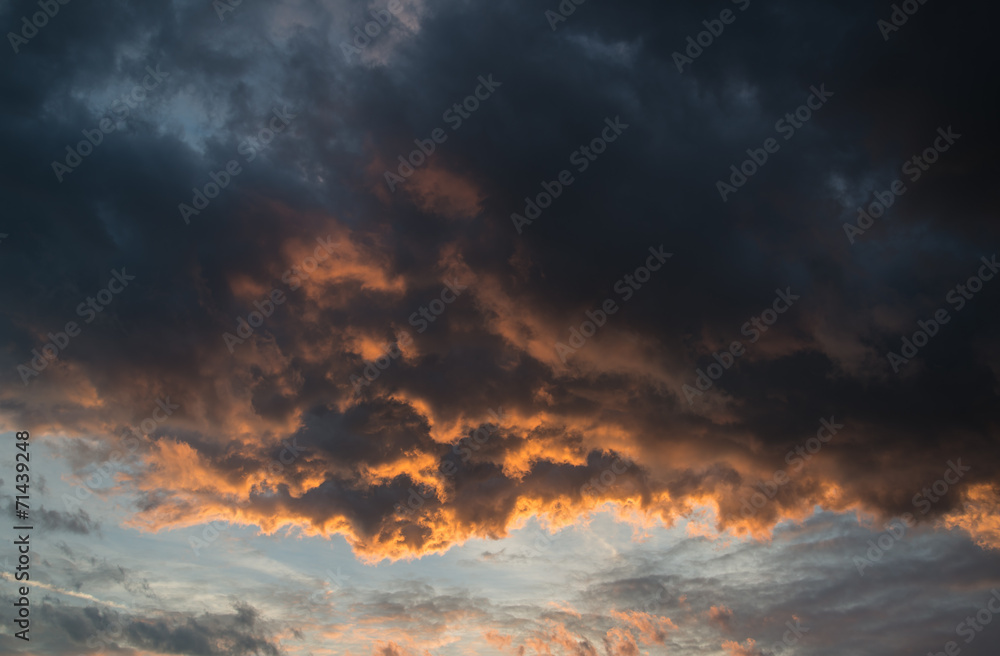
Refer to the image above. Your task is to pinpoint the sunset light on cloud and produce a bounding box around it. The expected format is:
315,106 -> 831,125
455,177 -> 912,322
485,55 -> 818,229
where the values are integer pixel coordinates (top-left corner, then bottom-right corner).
1,0 -> 999,655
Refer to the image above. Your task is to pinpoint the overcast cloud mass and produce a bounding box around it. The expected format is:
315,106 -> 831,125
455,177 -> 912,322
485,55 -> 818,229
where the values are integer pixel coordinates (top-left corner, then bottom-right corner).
1,0 -> 999,654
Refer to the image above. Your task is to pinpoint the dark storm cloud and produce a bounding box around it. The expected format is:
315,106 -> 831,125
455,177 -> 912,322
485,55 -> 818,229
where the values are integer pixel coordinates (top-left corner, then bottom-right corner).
0,0 -> 997,625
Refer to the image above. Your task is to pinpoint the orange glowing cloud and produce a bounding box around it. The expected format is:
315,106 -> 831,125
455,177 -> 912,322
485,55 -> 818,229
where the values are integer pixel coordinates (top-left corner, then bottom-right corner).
608,610 -> 676,644
709,605 -> 734,627
406,166 -> 485,220
722,638 -> 759,656
942,483 -> 1000,551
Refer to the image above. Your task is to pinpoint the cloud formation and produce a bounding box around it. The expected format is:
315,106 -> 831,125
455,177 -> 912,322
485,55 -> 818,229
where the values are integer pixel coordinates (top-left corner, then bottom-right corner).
1,0 -> 998,653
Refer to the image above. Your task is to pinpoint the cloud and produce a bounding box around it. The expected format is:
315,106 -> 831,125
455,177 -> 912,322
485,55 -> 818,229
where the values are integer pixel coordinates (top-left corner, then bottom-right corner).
709,605 -> 733,628
1,599 -> 286,656
942,483 -> 1000,551
602,627 -> 638,656
722,638 -> 760,656
3,0 -> 1000,569
607,610 -> 675,644
2,0 -> 1000,653
2,497 -> 99,535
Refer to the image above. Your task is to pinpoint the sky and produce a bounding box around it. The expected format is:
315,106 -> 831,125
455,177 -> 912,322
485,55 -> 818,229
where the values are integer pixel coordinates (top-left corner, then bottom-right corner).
1,0 -> 1000,655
